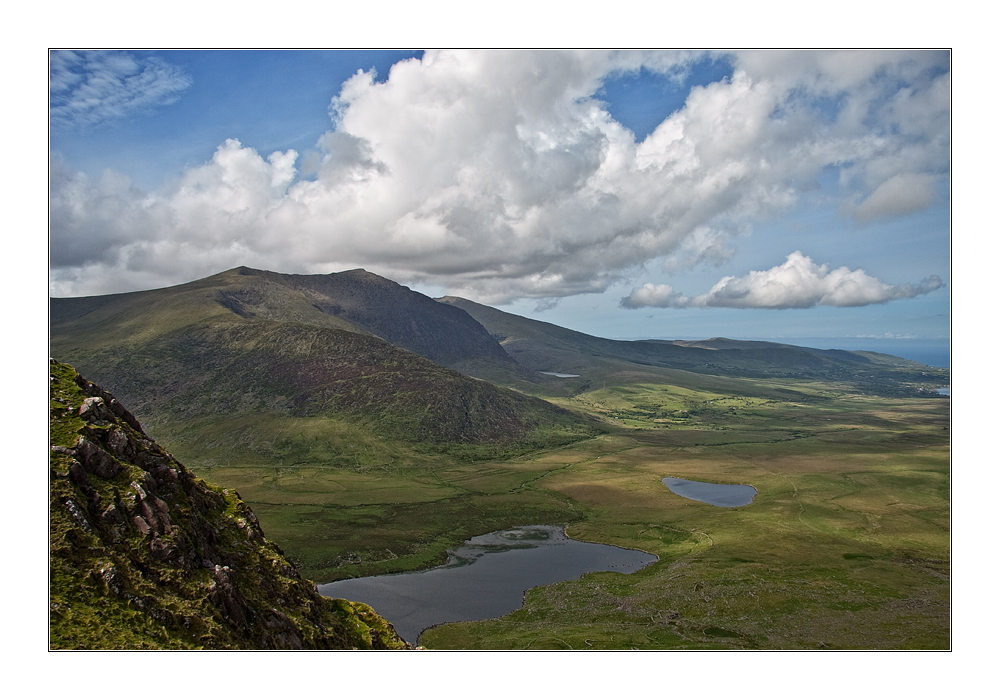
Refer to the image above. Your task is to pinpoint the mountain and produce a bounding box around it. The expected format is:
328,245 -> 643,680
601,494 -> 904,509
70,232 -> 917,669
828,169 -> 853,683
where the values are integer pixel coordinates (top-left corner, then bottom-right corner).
437,296 -> 949,397
245,267 -> 518,374
51,266 -> 515,375
50,265 -> 946,474
50,268 -> 595,469
49,359 -> 409,649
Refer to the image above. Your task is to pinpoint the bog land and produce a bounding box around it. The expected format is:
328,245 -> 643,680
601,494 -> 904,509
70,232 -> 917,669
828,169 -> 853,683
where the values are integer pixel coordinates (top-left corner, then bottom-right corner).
191,367 -> 949,649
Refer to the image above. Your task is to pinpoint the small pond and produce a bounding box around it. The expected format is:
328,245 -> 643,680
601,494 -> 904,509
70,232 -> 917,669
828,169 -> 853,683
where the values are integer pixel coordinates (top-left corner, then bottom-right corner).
936,387 -> 950,396
317,524 -> 656,644
539,371 -> 581,378
662,477 -> 757,507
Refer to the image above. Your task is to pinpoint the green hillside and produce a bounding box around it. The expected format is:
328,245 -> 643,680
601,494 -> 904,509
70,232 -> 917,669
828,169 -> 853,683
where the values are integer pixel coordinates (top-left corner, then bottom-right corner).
437,296 -> 949,397
49,359 -> 409,649
50,268 -> 596,470
245,267 -> 519,374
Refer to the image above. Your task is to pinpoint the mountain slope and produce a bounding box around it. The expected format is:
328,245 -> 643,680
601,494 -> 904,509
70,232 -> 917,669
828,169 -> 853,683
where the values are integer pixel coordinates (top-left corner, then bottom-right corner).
437,296 -> 948,396
49,360 -> 409,649
247,267 -> 518,373
52,266 -> 513,373
50,270 -> 594,467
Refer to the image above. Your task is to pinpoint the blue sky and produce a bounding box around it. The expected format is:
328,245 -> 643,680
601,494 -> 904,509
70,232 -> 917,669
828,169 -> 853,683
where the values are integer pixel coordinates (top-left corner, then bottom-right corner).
49,50 -> 951,346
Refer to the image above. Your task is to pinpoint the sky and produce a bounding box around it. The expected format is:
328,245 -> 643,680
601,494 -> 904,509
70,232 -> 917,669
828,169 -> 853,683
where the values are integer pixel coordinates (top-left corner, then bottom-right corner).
49,49 -> 951,345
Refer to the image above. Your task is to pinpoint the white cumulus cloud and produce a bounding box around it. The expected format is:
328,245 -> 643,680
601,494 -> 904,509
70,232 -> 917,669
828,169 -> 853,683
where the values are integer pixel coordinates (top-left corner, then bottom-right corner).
50,50 -> 950,300
621,251 -> 943,309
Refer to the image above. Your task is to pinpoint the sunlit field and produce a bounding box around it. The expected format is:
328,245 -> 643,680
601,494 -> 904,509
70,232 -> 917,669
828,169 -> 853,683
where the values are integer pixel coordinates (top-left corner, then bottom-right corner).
189,368 -> 949,650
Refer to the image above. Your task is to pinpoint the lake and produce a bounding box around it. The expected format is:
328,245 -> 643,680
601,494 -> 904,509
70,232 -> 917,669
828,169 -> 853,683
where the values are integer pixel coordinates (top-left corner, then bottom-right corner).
539,371 -> 581,378
317,524 -> 657,644
662,477 -> 757,507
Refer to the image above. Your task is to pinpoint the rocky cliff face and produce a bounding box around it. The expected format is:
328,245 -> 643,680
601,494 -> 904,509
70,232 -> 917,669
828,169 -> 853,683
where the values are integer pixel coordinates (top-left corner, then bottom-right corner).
49,359 -> 409,650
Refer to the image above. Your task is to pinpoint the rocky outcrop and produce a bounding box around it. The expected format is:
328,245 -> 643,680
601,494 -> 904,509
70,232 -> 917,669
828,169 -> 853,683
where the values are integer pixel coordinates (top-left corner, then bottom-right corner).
49,359 -> 409,650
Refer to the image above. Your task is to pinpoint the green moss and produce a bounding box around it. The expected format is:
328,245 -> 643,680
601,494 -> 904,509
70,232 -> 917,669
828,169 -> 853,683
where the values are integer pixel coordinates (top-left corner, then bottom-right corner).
49,359 -> 410,650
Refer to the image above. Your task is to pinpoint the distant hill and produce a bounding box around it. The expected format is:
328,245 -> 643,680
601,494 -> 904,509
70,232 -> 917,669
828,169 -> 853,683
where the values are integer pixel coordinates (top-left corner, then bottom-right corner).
50,268 -> 594,468
49,360 -> 409,649
437,296 -> 948,397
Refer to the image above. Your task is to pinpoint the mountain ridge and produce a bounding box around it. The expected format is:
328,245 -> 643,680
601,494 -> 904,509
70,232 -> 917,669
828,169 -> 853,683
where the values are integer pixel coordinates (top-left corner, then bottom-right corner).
52,266 -> 516,375
436,295 -> 948,396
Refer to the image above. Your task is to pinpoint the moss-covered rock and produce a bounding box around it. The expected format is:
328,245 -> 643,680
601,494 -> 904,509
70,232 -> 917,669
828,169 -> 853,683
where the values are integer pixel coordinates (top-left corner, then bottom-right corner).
49,359 -> 409,650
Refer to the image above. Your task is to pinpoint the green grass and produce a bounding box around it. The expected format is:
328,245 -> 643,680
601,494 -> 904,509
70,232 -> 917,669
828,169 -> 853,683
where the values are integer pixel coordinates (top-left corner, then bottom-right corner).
471,377 -> 946,649
57,306 -> 949,649
159,367 -> 949,649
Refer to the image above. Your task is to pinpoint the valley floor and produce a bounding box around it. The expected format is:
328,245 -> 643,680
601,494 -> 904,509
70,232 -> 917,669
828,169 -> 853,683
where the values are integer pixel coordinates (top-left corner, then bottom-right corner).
188,374 -> 950,650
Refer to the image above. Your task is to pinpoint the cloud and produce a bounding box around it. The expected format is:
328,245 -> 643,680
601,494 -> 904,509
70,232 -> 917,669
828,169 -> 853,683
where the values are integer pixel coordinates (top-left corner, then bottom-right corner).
662,225 -> 740,272
51,50 -> 949,300
50,50 -> 192,130
621,251 -> 943,309
846,172 -> 938,223
620,283 -> 686,309
853,333 -> 917,339
48,142 -> 298,296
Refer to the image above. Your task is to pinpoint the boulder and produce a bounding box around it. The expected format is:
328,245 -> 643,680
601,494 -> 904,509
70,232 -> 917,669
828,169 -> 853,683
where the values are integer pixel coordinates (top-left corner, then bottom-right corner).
78,396 -> 113,422
107,427 -> 136,461
76,437 -> 122,479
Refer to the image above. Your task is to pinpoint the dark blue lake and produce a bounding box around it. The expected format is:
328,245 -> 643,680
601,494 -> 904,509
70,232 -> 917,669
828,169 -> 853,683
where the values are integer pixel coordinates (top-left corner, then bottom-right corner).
317,524 -> 657,644
662,477 -> 757,507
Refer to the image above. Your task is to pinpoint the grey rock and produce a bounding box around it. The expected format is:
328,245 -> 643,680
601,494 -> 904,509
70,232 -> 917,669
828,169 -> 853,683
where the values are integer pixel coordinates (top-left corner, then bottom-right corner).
130,480 -> 147,501
65,498 -> 93,532
107,427 -> 135,460
76,438 -> 122,479
99,564 -> 125,596
139,500 -> 161,534
107,397 -> 144,432
152,497 -> 172,529
78,396 -> 112,422
68,461 -> 90,489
